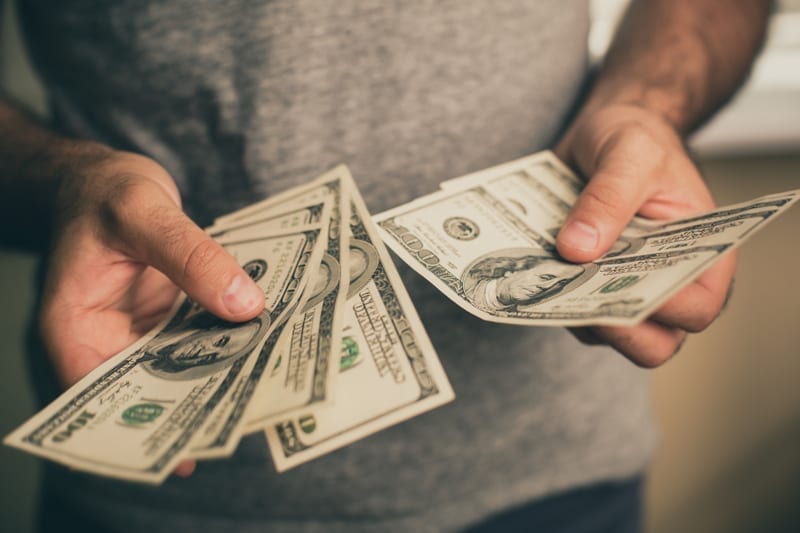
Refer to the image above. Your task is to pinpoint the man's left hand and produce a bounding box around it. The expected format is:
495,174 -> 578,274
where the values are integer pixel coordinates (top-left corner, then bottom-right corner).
554,104 -> 735,367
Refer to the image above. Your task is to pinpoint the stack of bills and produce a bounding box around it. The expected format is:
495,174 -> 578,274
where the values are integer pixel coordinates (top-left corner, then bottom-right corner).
4,166 -> 454,483
5,152 -> 797,483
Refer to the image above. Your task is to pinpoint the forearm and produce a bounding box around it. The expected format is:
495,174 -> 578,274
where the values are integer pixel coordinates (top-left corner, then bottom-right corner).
0,99 -> 113,251
583,0 -> 773,135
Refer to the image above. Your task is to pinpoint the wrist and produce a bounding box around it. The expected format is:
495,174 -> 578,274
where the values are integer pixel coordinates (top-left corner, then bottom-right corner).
583,38 -> 709,138
579,0 -> 771,137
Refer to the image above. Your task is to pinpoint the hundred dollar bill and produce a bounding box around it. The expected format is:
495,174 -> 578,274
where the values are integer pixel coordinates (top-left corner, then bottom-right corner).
244,170 -> 352,427
604,192 -> 800,259
264,188 -> 454,472
4,226 -> 325,483
374,157 -> 800,326
628,191 -> 800,238
188,213 -> 331,459
439,151 -> 656,247
209,200 -> 329,243
212,166 -> 347,227
212,168 -> 355,413
439,151 -> 583,194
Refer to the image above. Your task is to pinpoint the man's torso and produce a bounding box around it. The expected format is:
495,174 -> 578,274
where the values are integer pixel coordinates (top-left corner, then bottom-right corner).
21,2 -> 655,530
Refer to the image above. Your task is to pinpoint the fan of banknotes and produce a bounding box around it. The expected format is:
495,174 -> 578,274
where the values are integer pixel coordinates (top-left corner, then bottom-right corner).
375,152 -> 799,326
4,166 -> 454,483
5,152 -> 798,484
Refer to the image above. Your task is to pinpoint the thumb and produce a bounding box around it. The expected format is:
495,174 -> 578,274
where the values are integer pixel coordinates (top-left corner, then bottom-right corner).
556,152 -> 652,263
114,182 -> 264,321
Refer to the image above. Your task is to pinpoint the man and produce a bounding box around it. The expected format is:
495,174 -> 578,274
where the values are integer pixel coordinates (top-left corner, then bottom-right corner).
0,1 -> 771,531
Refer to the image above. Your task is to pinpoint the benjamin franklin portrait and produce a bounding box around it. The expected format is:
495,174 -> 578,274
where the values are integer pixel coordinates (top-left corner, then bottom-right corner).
141,305 -> 270,380
462,249 -> 587,313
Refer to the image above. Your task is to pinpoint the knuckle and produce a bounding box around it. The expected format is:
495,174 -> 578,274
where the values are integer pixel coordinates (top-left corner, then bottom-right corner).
99,177 -> 152,233
146,206 -> 186,244
684,305 -> 722,333
620,330 -> 685,369
622,126 -> 668,160
632,344 -> 676,369
653,335 -> 687,367
100,173 -> 177,231
603,125 -> 672,181
132,204 -> 189,259
180,237 -> 227,285
581,181 -> 627,221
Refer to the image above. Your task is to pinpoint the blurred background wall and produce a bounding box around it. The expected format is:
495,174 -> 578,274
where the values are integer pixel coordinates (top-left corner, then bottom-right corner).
1,1 -> 798,532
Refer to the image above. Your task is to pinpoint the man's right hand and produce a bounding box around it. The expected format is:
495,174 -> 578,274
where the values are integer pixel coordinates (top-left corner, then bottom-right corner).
38,148 -> 264,389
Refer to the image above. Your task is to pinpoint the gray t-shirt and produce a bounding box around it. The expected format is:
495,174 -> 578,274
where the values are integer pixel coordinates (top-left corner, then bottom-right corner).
21,1 -> 656,531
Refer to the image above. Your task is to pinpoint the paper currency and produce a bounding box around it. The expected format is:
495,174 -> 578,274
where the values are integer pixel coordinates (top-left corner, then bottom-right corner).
4,163 -> 454,481
374,152 -> 800,326
6,151 -> 796,482
190,168 -> 353,457
189,212 -> 332,459
4,227 -> 326,482
243,169 -> 353,427
263,187 -> 454,472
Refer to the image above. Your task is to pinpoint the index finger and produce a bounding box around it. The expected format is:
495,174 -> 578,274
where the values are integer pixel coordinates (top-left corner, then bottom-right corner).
556,151 -> 656,262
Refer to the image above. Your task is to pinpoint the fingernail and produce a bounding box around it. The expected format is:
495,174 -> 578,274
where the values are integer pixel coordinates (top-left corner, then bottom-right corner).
223,275 -> 263,315
559,220 -> 599,253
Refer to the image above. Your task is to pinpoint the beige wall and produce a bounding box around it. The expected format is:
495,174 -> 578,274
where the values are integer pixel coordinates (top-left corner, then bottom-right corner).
647,155 -> 800,533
